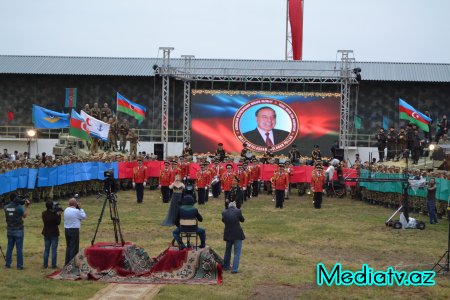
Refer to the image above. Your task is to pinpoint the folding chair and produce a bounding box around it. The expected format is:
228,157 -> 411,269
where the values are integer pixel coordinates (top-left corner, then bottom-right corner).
179,219 -> 199,249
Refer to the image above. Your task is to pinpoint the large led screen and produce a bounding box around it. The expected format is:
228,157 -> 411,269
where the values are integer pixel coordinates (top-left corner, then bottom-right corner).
191,90 -> 341,155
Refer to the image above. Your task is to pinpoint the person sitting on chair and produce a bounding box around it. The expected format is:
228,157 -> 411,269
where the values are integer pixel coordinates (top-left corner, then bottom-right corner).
172,195 -> 206,249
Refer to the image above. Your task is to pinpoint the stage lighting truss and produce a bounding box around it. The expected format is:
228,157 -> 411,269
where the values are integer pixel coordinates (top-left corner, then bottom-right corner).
156,48 -> 359,161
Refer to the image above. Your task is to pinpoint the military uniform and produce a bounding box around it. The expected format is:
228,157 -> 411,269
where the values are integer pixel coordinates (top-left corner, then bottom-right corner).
127,130 -> 138,158
159,163 -> 172,203
90,103 -> 101,119
101,104 -> 113,120
386,128 -> 397,161
272,165 -> 289,208
119,120 -> 130,152
221,167 -> 235,203
311,163 -> 326,209
196,165 -> 210,205
376,129 -> 387,162
311,146 -> 322,165
396,129 -> 407,160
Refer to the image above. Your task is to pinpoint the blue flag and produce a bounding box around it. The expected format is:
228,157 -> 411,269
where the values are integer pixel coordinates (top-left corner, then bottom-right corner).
32,105 -> 70,129
382,116 -> 390,131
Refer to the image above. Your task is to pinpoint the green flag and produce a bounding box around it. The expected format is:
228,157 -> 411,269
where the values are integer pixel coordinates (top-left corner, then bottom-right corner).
69,109 -> 91,141
355,115 -> 362,130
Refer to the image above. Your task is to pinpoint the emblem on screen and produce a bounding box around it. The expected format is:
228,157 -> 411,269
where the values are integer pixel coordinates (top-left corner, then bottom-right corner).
233,98 -> 299,152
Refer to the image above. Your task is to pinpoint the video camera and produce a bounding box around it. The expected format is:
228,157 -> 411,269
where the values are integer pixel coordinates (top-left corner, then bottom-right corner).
103,169 -> 116,193
52,201 -> 63,212
10,193 -> 30,206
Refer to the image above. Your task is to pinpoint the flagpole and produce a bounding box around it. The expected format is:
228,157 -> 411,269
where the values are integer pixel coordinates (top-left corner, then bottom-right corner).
116,92 -> 119,117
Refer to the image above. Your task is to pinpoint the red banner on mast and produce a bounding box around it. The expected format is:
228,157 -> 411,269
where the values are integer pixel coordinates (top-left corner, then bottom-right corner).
289,0 -> 304,60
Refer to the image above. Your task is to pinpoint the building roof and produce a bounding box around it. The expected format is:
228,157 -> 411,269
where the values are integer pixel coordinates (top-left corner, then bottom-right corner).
0,55 -> 449,82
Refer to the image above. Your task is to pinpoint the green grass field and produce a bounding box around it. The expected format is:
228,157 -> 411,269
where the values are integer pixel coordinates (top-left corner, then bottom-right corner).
0,189 -> 449,299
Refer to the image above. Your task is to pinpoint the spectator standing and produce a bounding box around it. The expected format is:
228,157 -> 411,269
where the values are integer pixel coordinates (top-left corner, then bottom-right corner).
42,201 -> 61,269
426,178 -> 438,224
64,198 -> 86,264
222,201 -> 245,274
4,193 -> 29,269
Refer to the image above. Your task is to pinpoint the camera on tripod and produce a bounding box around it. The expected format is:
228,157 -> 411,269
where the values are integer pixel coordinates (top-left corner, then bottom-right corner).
103,169 -> 116,193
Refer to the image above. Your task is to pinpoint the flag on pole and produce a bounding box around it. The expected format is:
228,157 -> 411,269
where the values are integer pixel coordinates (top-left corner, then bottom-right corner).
69,109 -> 90,141
32,105 -> 70,129
80,110 -> 110,141
355,115 -> 362,130
399,99 -> 432,132
65,88 -> 77,108
117,92 -> 146,123
7,111 -> 14,122
382,115 -> 390,130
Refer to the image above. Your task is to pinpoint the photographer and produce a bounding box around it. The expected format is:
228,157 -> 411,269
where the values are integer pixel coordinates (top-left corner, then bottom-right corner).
426,178 -> 438,224
3,193 -> 29,269
42,201 -> 62,269
64,198 -> 86,265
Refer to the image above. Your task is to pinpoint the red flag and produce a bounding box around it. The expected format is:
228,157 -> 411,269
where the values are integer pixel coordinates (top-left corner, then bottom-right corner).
7,111 -> 14,122
289,0 -> 304,60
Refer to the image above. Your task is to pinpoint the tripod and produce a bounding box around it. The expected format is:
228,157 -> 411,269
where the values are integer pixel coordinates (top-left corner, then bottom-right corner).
91,182 -> 125,246
432,205 -> 450,274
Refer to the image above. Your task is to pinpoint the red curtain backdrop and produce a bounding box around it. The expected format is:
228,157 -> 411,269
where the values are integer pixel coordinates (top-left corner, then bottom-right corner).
289,0 -> 304,60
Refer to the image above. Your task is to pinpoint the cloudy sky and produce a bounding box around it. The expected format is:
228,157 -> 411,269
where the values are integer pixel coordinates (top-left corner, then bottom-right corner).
0,0 -> 449,63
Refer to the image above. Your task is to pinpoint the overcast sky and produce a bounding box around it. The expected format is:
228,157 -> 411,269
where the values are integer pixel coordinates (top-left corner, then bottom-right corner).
0,0 -> 449,63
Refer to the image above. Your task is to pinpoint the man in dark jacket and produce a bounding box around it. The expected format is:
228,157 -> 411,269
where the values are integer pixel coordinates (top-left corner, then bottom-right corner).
172,195 -> 206,249
375,128 -> 387,162
42,201 -> 61,269
4,193 -> 29,269
222,201 -> 245,273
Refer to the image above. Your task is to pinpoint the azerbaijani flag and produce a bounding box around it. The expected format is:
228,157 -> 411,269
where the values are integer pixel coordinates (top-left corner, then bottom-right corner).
69,109 -> 90,141
117,92 -> 146,123
399,98 -> 432,132
65,88 -> 77,108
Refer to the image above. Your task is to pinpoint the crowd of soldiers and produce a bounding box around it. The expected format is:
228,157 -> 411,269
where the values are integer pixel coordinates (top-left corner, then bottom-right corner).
2,135 -> 450,219
0,150 -> 160,206
355,163 -> 450,218
82,102 -> 139,156
375,116 -> 448,164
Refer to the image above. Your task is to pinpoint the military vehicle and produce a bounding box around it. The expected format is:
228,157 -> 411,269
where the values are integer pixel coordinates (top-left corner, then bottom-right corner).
53,134 -> 89,157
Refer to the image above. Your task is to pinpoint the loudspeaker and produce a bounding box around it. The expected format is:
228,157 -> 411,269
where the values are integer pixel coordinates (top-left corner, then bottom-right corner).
154,144 -> 164,161
335,148 -> 344,161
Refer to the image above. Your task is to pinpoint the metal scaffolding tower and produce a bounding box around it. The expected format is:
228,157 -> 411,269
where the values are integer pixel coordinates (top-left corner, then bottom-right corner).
337,50 -> 356,160
159,47 -> 174,159
155,47 -> 358,159
181,55 -> 195,144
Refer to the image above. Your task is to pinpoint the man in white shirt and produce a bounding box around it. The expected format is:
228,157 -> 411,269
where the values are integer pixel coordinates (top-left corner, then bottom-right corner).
64,198 -> 86,264
325,159 -> 339,195
9,150 -> 18,161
